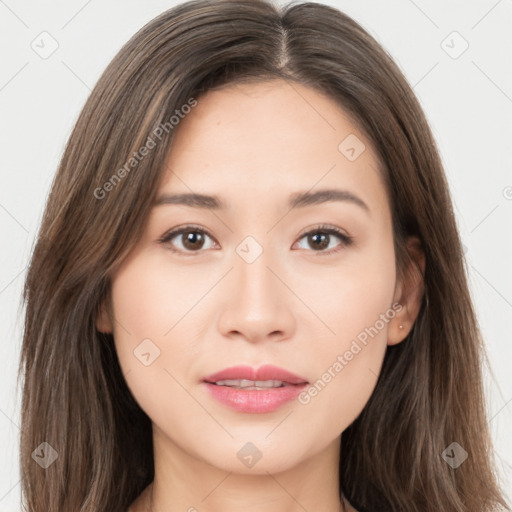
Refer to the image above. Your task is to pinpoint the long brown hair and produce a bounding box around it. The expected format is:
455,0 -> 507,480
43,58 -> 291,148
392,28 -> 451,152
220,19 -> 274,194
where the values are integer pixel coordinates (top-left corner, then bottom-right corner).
18,1 -> 510,510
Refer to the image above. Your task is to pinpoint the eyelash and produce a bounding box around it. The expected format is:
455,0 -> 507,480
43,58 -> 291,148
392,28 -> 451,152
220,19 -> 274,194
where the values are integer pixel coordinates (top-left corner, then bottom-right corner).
158,223 -> 353,257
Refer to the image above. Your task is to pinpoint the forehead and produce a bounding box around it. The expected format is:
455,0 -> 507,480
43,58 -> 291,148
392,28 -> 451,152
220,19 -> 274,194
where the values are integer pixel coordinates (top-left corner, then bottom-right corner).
159,79 -> 386,213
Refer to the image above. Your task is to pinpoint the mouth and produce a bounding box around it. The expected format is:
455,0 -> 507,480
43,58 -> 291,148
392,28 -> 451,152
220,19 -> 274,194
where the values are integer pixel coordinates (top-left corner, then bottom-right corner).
202,363 -> 308,386
201,365 -> 309,413
204,378 -> 299,389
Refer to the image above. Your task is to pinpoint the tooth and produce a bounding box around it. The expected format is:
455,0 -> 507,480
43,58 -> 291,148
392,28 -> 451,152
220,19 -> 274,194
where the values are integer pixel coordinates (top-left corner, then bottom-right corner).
255,380 -> 283,387
215,379 -> 242,386
214,379 -> 286,388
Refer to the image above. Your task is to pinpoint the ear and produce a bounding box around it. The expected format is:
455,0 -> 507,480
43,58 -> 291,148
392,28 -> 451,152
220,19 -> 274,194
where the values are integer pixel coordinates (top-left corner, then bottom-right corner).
96,297 -> 113,334
388,236 -> 425,346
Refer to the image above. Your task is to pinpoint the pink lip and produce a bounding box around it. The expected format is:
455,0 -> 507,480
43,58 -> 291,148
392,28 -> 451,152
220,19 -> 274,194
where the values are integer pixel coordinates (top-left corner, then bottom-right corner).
203,364 -> 308,385
202,364 -> 308,414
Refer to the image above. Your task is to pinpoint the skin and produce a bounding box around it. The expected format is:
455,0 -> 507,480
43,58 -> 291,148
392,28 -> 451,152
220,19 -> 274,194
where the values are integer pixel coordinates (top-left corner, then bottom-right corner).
97,79 -> 425,512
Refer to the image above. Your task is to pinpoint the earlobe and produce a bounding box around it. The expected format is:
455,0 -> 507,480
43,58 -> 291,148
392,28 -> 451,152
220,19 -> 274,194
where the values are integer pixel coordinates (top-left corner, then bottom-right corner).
388,236 -> 425,346
387,303 -> 413,346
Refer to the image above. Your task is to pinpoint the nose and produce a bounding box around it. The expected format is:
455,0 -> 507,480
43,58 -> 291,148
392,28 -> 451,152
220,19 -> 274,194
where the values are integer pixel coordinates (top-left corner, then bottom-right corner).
216,243 -> 296,344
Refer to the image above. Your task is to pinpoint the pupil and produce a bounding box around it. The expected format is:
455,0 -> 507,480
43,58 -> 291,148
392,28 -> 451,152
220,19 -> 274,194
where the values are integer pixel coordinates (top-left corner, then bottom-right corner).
184,232 -> 204,250
310,232 -> 328,250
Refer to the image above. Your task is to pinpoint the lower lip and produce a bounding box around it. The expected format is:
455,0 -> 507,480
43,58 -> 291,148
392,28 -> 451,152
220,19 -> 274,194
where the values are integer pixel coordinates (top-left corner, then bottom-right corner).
202,382 -> 308,413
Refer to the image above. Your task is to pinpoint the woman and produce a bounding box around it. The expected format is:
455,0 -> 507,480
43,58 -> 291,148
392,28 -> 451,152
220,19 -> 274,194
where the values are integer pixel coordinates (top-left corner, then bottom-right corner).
18,0 -> 510,510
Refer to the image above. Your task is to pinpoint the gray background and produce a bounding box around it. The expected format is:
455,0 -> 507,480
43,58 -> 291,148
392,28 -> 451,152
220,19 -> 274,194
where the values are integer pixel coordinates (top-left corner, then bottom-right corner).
1,0 -> 511,509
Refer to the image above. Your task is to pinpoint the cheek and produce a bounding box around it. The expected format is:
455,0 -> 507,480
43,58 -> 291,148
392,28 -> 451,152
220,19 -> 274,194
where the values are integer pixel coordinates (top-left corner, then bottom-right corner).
110,248 -> 212,347
296,235 -> 396,345
108,254 -> 188,411
108,247 -> 224,425
295,240 -> 396,428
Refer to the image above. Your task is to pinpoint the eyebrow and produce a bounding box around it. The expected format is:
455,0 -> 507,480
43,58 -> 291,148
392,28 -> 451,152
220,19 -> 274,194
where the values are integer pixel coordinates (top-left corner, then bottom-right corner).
153,188 -> 370,213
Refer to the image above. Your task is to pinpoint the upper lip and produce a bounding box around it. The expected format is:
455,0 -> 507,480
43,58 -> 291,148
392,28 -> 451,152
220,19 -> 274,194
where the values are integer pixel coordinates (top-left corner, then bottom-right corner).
203,364 -> 308,385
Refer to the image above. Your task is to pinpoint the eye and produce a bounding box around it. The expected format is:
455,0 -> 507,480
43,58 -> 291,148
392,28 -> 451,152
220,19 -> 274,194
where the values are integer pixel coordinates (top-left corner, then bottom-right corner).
159,225 -> 217,256
293,224 -> 353,255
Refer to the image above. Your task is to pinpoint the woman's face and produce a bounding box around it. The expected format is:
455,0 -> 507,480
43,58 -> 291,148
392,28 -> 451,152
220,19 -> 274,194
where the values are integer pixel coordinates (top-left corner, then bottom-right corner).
98,79 -> 416,475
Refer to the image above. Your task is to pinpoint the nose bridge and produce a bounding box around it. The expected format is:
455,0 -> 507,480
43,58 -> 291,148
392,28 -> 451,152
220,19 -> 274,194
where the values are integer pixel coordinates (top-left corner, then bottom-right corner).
234,233 -> 280,309
216,232 -> 295,342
